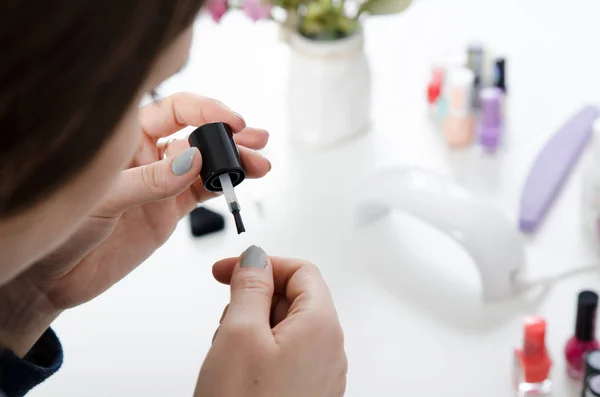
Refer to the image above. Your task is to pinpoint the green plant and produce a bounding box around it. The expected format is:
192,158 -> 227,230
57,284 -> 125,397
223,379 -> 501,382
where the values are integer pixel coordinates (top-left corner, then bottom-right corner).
297,0 -> 412,39
208,0 -> 413,40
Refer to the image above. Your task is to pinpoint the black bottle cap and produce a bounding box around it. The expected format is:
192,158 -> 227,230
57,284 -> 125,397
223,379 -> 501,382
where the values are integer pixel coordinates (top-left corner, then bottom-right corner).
188,122 -> 246,192
493,58 -> 506,93
189,207 -> 225,237
576,290 -> 599,341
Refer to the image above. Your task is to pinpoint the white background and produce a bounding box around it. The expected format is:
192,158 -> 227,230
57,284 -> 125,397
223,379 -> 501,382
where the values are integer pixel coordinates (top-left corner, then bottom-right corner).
31,0 -> 600,396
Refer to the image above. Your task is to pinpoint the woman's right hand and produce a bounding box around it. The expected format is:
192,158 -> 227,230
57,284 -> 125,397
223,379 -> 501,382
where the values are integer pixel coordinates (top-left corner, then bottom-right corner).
195,248 -> 347,397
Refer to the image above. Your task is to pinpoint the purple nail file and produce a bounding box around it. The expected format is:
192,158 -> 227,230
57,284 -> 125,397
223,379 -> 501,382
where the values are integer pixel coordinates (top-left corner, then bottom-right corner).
519,105 -> 599,233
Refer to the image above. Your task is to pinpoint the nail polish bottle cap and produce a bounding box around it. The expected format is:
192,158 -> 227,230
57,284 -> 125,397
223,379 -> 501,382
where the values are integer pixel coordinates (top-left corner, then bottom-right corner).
493,58 -> 506,93
467,43 -> 484,85
587,374 -> 600,396
523,316 -> 547,358
576,290 -> 599,342
427,68 -> 444,104
447,67 -> 475,117
585,350 -> 600,379
467,42 -> 483,54
433,53 -> 466,97
427,83 -> 441,104
188,122 -> 246,192
448,67 -> 475,89
189,207 -> 225,237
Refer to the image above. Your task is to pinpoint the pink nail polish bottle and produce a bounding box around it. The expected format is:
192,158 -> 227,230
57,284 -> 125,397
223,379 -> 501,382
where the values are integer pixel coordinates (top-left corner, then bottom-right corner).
565,290 -> 600,380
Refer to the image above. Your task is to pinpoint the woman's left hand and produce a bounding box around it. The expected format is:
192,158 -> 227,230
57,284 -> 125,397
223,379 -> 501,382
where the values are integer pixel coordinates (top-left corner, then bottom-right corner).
0,92 -> 271,356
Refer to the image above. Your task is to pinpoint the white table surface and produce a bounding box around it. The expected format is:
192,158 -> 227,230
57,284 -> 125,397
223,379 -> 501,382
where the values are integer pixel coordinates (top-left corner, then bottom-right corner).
31,0 -> 600,396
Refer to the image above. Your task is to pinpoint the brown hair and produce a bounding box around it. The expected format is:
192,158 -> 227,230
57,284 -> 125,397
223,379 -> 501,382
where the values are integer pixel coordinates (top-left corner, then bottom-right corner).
0,1 -> 205,216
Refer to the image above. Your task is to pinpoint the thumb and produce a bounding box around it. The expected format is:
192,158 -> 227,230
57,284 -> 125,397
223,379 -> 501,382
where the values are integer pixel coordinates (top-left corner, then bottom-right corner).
101,147 -> 202,214
221,245 -> 273,332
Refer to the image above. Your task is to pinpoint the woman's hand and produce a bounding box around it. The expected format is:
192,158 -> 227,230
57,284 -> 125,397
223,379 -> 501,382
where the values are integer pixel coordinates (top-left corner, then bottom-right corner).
0,92 -> 271,356
196,249 -> 347,397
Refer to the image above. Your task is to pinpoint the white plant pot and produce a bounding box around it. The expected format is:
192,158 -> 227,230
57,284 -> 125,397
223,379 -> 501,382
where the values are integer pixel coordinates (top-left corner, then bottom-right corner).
286,30 -> 371,148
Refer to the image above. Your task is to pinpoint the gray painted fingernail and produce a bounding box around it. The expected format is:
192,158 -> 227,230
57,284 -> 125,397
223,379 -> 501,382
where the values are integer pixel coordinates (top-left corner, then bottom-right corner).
240,245 -> 267,269
212,326 -> 220,344
171,147 -> 195,176
234,112 -> 245,123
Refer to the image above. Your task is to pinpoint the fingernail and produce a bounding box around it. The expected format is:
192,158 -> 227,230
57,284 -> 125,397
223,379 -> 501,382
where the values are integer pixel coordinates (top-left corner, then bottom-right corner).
212,326 -> 220,344
267,158 -> 272,171
234,112 -> 245,123
171,147 -> 195,176
240,245 -> 267,269
219,304 -> 229,323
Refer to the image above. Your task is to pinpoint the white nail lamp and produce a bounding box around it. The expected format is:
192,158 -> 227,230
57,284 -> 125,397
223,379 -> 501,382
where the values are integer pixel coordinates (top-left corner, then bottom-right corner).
355,167 -> 525,301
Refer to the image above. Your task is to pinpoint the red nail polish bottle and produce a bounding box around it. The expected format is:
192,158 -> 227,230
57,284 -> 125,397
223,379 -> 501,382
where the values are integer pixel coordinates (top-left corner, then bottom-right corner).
427,68 -> 443,104
565,290 -> 600,380
514,316 -> 552,396
427,68 -> 444,121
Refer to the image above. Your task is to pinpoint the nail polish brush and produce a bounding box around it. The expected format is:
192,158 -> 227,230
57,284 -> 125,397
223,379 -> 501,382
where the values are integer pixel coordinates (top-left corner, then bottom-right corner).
188,122 -> 247,234
219,173 -> 245,233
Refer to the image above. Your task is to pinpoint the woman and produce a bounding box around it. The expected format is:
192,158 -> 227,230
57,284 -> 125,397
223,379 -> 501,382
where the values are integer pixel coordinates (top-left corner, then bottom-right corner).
0,2 -> 347,396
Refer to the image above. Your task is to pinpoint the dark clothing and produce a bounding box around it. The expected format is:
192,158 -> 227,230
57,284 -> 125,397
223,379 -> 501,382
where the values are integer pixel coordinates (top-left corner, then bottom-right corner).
0,329 -> 63,397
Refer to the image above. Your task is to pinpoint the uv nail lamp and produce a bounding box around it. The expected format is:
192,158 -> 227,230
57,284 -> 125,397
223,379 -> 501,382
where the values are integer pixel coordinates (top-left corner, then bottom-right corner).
355,168 -> 525,301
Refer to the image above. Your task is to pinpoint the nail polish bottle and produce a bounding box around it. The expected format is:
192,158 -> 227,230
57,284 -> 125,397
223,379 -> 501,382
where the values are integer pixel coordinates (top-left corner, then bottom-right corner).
514,316 -> 552,396
443,67 -> 475,148
585,374 -> 600,397
566,291 -> 600,380
427,67 -> 444,122
478,87 -> 503,152
582,351 -> 600,397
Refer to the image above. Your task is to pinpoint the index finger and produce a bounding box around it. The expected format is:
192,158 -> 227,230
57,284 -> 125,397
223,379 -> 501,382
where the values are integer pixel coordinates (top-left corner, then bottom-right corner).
139,92 -> 246,140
